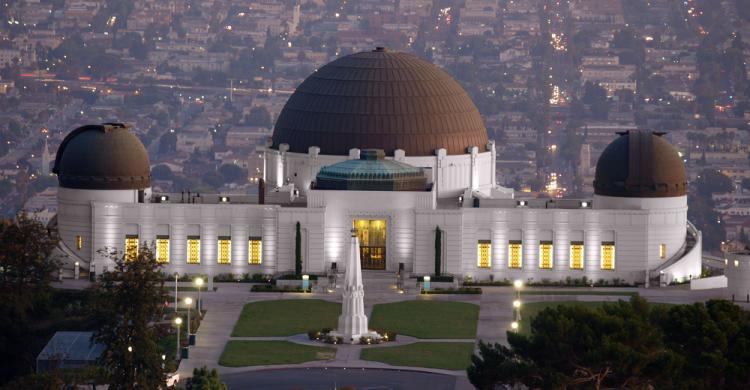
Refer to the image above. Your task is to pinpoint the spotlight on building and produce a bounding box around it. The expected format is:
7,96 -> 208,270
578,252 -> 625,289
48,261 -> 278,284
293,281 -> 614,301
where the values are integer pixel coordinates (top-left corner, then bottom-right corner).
219,196 -> 230,203
517,200 -> 527,207
458,195 -> 464,206
158,195 -> 170,203
580,201 -> 589,208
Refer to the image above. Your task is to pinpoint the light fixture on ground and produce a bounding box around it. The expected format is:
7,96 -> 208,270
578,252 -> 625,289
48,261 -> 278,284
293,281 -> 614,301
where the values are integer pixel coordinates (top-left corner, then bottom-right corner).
423,275 -> 431,292
302,274 -> 310,291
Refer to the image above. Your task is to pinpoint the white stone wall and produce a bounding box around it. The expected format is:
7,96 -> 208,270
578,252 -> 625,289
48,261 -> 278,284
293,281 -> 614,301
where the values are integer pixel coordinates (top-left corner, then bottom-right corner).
725,254 -> 750,301
265,146 -> 496,199
91,202 -> 284,277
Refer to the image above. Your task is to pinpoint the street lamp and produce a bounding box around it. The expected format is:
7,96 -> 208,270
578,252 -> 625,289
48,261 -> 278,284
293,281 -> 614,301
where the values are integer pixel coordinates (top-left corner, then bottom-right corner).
513,279 -> 523,325
511,321 -> 519,331
194,277 -> 204,314
174,317 -> 183,360
174,272 -> 179,312
184,297 -> 193,341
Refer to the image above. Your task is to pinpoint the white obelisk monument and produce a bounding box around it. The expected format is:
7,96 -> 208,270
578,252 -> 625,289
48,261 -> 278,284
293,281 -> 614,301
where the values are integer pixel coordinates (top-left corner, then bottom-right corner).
335,228 -> 378,343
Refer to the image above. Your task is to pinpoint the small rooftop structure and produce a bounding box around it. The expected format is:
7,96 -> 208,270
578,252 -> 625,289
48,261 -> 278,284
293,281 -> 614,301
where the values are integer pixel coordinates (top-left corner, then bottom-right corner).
36,331 -> 104,373
315,149 -> 428,191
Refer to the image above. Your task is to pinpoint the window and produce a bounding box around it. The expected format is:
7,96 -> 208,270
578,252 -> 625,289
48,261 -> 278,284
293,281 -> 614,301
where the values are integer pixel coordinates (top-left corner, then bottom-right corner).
509,240 -> 522,269
75,235 -> 83,250
659,243 -> 666,259
248,237 -> 262,265
156,235 -> 170,263
187,236 -> 201,264
125,235 -> 139,261
570,241 -> 584,269
218,236 -> 231,265
601,241 -> 615,270
539,241 -> 553,269
477,240 -> 492,268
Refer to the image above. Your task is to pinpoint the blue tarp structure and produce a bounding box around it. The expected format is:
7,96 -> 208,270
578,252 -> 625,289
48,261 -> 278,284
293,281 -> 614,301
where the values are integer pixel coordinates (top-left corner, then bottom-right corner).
36,331 -> 104,373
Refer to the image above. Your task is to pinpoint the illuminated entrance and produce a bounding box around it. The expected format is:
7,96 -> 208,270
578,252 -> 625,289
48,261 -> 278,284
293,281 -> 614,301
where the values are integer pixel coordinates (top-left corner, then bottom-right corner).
353,219 -> 387,270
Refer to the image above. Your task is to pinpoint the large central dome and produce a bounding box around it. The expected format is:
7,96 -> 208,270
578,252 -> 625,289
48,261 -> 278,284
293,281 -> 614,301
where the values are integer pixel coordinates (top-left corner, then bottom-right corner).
272,48 -> 489,156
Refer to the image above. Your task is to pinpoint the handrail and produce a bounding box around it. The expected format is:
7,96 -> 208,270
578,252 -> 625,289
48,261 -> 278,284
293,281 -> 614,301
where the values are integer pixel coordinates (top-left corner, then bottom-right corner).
649,221 -> 700,278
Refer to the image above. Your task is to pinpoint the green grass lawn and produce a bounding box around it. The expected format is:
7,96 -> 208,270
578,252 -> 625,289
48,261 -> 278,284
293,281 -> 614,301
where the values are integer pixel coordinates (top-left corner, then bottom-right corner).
521,290 -> 636,296
219,340 -> 336,367
369,300 -> 479,339
360,342 -> 475,371
231,299 -> 340,337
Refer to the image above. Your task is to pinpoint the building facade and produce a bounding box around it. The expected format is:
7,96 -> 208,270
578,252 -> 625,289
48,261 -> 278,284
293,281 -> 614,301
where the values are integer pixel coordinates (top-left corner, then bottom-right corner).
53,49 -> 701,285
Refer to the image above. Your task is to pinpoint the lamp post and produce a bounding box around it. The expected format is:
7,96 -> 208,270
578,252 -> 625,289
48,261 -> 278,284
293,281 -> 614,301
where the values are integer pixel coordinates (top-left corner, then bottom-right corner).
513,279 -> 523,329
174,317 -> 182,360
184,297 -> 193,339
174,272 -> 179,312
194,277 -> 204,314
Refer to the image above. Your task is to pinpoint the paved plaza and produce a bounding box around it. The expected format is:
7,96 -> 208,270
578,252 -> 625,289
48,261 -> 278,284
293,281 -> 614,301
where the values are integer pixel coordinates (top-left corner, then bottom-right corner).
53,277 -> 733,390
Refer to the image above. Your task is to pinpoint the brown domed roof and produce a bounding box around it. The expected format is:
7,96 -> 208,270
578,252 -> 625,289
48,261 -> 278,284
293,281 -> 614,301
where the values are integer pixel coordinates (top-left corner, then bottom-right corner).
53,123 -> 151,190
594,130 -> 686,198
271,48 -> 489,156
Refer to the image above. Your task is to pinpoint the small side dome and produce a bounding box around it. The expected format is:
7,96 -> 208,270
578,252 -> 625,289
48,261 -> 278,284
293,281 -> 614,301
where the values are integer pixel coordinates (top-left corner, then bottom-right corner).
315,149 -> 428,191
53,123 -> 151,190
594,130 -> 686,198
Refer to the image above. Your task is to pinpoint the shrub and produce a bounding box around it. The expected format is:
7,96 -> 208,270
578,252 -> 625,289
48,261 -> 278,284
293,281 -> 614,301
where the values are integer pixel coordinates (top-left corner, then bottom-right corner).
375,330 -> 397,342
323,335 -> 343,344
415,275 -> 454,282
421,287 -> 482,295
276,274 -> 319,280
307,330 -> 322,340
359,336 -> 381,345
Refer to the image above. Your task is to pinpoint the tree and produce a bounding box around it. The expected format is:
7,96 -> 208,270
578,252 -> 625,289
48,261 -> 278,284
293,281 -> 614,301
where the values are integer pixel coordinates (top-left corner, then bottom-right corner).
244,106 -> 272,127
184,367 -> 227,390
434,226 -> 442,276
0,215 -> 60,384
218,164 -> 247,184
151,164 -> 174,181
694,169 -> 734,198
158,132 -> 177,154
295,222 -> 302,276
91,245 -> 168,390
469,297 -> 750,389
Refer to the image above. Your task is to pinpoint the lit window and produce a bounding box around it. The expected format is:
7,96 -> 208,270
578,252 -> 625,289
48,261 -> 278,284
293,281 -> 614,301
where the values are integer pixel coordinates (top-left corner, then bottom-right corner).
570,241 -> 584,269
601,241 -> 615,270
218,236 -> 231,265
477,240 -> 491,268
125,235 -> 139,261
509,240 -> 522,269
659,243 -> 666,259
249,237 -> 262,265
156,235 -> 170,263
75,235 -> 83,250
187,236 -> 201,264
539,241 -> 553,269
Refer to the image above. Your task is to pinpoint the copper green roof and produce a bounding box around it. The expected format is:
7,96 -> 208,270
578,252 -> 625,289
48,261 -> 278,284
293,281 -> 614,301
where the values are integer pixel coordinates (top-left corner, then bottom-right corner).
272,47 -> 488,156
315,149 -> 428,191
